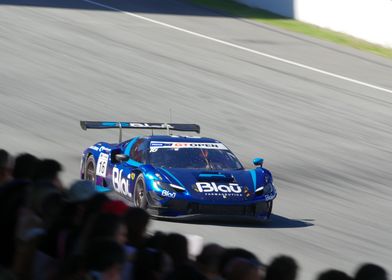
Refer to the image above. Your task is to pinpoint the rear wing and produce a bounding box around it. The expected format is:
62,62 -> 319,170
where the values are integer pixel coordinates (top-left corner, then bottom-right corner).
80,121 -> 200,142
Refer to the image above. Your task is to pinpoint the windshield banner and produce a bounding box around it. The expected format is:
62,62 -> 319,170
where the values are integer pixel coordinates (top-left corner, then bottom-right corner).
150,141 -> 228,150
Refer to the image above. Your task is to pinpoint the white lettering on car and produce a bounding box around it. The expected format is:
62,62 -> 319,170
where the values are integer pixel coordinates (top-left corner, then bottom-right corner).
129,123 -> 174,129
264,193 -> 276,201
99,146 -> 111,152
194,182 -> 243,197
161,190 -> 176,198
112,167 -> 132,198
150,141 -> 228,150
89,145 -> 99,151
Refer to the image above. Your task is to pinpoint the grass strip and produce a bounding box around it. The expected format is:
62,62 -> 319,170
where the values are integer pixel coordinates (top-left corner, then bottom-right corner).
189,0 -> 392,59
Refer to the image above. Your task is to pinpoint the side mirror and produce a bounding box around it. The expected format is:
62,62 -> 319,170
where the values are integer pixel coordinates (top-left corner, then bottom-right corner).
111,149 -> 129,163
253,157 -> 264,167
115,154 -> 129,162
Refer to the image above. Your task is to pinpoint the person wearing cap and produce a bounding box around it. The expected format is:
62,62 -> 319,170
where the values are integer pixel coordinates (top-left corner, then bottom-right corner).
46,180 -> 97,260
67,180 -> 97,203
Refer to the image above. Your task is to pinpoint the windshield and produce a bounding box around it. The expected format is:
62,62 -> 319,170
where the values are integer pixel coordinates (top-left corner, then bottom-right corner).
148,142 -> 243,170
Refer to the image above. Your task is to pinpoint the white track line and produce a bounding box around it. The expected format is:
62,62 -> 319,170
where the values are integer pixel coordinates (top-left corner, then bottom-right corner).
83,0 -> 392,94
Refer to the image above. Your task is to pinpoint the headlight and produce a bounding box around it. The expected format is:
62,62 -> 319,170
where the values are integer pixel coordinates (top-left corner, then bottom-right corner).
153,181 -> 185,192
255,182 -> 274,196
264,182 -> 274,194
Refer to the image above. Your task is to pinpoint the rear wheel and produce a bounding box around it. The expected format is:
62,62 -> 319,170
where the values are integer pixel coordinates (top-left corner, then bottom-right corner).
85,155 -> 96,184
134,174 -> 147,209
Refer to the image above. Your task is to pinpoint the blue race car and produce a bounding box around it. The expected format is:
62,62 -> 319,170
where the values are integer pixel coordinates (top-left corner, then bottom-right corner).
80,121 -> 277,220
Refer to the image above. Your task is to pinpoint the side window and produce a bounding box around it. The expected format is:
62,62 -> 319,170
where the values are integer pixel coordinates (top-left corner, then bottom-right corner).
130,138 -> 148,164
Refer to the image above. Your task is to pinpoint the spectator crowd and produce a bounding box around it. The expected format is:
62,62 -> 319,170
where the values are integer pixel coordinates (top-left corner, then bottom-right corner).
0,149 -> 388,280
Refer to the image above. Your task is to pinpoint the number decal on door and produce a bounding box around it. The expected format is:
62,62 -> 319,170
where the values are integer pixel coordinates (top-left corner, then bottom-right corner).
96,153 -> 109,177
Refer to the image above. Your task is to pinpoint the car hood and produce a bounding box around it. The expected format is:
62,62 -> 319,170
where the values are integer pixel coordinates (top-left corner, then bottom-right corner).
157,168 -> 266,201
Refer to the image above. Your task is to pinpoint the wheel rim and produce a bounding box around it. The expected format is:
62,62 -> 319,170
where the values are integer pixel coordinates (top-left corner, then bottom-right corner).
135,181 -> 144,208
86,162 -> 95,182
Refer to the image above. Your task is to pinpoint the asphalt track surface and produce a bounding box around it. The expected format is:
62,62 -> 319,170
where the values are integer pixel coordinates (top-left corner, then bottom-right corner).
1,0 -> 392,278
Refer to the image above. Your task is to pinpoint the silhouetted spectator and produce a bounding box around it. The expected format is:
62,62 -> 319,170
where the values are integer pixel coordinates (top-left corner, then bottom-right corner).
124,207 -> 150,249
29,181 -> 61,222
164,233 -> 189,267
102,199 -> 129,216
62,180 -> 97,256
84,238 -> 126,280
219,248 -> 262,276
39,181 -> 96,259
64,179 -> 98,242
317,269 -> 352,280
120,207 -> 150,279
55,255 -> 84,280
145,231 -> 168,251
165,262 -> 206,280
265,255 -> 298,280
40,191 -> 65,227
134,248 -> 172,280
81,213 -> 127,251
13,153 -> 40,180
225,257 -> 263,280
0,267 -> 15,280
0,180 -> 31,268
34,159 -> 64,191
196,243 -> 225,280
67,180 -> 97,204
354,263 -> 387,280
82,192 -> 110,222
0,149 -> 13,186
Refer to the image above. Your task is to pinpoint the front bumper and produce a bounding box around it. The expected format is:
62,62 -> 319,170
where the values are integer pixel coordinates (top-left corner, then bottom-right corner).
146,198 -> 273,221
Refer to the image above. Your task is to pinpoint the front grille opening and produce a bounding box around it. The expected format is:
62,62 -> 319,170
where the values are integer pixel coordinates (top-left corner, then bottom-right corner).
188,203 -> 256,216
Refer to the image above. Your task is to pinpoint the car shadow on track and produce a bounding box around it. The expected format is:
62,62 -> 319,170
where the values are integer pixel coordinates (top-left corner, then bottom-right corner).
263,214 -> 314,228
155,214 -> 314,229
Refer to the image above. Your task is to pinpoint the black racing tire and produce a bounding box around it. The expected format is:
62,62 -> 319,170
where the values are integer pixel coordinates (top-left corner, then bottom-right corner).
267,201 -> 273,219
134,174 -> 148,209
85,155 -> 96,184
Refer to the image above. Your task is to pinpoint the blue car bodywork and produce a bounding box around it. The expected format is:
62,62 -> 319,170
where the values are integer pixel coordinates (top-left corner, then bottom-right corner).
80,121 -> 277,220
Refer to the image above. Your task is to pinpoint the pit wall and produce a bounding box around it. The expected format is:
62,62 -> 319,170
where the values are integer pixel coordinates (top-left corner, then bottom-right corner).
236,0 -> 392,48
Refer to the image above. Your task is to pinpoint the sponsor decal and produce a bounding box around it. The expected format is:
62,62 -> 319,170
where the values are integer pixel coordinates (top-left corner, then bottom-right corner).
129,123 -> 173,129
96,153 -> 109,177
89,145 -> 99,151
194,182 -> 243,197
89,145 -> 110,153
150,141 -> 228,150
99,146 -> 111,152
161,190 -> 176,198
112,167 -> 132,198
170,135 -> 201,139
130,173 -> 135,181
264,193 -> 275,201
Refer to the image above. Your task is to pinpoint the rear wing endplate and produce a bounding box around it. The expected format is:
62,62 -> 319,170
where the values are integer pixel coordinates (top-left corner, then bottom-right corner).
80,121 -> 200,142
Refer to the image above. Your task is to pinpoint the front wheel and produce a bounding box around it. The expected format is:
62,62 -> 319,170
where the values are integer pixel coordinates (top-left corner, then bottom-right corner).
267,201 -> 273,219
134,174 -> 147,209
